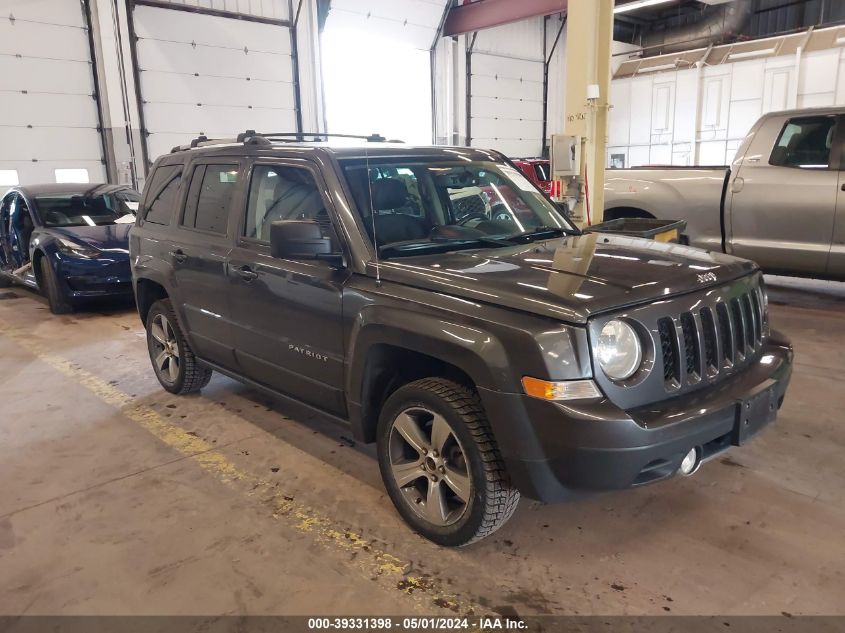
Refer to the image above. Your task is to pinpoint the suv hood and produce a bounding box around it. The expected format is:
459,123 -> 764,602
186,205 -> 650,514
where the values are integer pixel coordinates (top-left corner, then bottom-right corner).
376,233 -> 757,324
47,223 -> 132,254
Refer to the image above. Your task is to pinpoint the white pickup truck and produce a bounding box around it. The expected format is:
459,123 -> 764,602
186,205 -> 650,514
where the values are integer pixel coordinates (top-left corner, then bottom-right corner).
603,107 -> 845,280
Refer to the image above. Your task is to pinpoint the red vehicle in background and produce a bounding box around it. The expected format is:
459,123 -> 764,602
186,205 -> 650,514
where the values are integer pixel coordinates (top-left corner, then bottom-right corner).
513,158 -> 551,195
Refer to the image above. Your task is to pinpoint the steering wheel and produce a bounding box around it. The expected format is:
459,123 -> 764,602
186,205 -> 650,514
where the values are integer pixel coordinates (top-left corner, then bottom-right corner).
457,211 -> 489,226
490,203 -> 514,223
45,211 -> 70,226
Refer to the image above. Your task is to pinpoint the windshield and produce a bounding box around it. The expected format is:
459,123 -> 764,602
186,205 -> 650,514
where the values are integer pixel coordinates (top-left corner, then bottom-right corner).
339,158 -> 574,257
35,190 -> 140,228
533,162 -> 550,182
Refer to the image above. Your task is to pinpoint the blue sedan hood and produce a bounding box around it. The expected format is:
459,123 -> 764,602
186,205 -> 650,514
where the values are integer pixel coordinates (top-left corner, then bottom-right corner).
50,223 -> 132,254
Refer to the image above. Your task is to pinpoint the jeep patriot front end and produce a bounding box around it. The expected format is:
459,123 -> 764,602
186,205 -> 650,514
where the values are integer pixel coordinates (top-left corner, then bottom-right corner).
130,135 -> 793,546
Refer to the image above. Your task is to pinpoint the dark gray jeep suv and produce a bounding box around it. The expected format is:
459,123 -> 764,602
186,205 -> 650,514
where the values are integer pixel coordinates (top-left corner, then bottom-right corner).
130,132 -> 793,546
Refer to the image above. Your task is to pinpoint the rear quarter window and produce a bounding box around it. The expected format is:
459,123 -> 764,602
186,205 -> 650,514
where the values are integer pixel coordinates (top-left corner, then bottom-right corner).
143,166 -> 182,226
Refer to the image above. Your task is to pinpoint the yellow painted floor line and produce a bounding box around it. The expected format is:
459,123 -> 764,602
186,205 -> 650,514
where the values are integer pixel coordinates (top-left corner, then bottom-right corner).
0,321 -> 478,615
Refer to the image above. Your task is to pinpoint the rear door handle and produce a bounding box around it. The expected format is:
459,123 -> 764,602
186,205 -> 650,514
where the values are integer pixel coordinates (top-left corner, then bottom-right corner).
169,249 -> 187,263
840,183 -> 845,192
236,265 -> 258,282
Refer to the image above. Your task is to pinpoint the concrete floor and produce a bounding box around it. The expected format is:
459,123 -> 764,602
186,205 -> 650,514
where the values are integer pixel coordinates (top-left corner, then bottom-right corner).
0,276 -> 843,616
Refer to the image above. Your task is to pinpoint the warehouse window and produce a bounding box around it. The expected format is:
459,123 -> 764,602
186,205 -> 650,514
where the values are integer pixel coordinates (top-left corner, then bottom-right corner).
245,165 -> 325,242
0,170 -> 19,186
769,116 -> 837,169
182,164 -> 239,234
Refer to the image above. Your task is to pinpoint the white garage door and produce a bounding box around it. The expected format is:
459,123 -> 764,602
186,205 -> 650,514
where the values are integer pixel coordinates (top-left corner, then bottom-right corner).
132,4 -> 297,164
0,0 -> 106,186
469,52 -> 545,158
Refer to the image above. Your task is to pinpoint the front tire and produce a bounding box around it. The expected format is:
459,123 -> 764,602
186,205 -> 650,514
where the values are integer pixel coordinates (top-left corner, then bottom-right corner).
146,298 -> 212,394
377,378 -> 520,546
39,256 -> 73,314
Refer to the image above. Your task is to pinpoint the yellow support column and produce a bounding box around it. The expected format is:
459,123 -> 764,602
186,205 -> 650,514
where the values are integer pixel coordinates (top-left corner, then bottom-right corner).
563,0 -> 614,227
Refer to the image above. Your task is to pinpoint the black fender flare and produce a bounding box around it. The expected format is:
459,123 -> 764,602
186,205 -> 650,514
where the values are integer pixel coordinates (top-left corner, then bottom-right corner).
345,305 -> 515,441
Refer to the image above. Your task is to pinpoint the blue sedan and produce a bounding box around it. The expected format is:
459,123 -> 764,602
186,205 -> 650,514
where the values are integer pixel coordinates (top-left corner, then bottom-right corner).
0,184 -> 140,314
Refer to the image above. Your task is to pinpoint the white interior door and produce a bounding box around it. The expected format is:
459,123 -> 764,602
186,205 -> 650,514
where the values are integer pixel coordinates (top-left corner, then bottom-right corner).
469,52 -> 544,158
0,0 -> 105,185
132,4 -> 297,163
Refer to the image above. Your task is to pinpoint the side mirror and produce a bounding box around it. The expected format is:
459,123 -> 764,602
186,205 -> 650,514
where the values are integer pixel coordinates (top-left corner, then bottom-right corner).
269,220 -> 343,265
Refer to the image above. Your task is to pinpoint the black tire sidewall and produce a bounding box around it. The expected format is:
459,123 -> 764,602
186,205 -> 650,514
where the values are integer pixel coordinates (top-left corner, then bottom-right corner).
146,299 -> 187,394
40,257 -> 72,314
377,382 -> 489,547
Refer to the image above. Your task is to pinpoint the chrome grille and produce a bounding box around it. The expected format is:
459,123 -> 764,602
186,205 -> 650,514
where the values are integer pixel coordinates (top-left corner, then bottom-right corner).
589,273 -> 767,410
660,282 -> 765,392
657,317 -> 679,385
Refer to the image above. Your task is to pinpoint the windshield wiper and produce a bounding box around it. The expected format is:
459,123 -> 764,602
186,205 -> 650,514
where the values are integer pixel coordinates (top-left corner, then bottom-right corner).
432,236 -> 517,248
508,226 -> 576,243
378,237 -> 516,259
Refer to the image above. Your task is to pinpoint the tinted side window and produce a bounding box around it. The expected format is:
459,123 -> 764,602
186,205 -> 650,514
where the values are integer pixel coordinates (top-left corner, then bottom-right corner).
245,165 -> 325,241
770,116 -> 837,169
145,175 -> 182,225
144,165 -> 181,226
183,164 -> 239,234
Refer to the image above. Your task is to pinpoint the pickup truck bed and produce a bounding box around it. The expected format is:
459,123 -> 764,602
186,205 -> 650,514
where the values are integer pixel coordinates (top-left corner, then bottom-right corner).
605,166 -> 728,252
604,106 -> 845,280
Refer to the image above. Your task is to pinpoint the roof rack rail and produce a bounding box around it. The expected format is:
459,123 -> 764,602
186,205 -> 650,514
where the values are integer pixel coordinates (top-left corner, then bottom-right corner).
241,131 -> 395,143
170,131 -> 400,153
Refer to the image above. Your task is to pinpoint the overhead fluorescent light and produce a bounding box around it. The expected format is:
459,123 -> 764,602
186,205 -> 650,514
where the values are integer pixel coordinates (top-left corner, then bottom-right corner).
727,47 -> 777,61
615,0 -> 676,14
637,62 -> 678,74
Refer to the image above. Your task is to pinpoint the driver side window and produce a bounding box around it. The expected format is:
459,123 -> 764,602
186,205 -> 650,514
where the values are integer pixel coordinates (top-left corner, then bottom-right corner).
245,165 -> 326,242
770,116 -> 837,169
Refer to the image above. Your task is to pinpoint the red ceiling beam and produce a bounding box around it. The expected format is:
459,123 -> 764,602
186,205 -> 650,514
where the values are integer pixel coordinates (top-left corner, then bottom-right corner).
442,0 -> 568,37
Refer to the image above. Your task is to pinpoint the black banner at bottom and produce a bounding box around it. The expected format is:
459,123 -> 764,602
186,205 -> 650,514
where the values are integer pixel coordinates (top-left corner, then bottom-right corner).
0,616 -> 843,633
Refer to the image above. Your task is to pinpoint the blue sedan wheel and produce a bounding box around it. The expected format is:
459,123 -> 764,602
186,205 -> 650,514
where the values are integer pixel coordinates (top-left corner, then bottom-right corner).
39,257 -> 73,314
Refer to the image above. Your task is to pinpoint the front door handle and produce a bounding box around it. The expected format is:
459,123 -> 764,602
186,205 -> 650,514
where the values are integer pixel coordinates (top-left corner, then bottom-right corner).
840,183 -> 845,192
169,249 -> 187,263
236,265 -> 258,282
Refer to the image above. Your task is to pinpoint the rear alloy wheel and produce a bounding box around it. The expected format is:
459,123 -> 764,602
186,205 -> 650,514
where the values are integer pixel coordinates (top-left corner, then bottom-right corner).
377,378 -> 520,546
146,299 -> 212,394
39,256 -> 73,314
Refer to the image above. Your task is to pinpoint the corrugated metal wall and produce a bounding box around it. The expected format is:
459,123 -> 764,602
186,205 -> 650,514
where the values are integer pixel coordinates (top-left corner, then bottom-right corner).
748,0 -> 845,38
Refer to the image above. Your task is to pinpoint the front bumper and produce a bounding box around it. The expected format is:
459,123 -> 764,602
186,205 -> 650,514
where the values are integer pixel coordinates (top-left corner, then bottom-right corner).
478,331 -> 793,502
58,256 -> 133,298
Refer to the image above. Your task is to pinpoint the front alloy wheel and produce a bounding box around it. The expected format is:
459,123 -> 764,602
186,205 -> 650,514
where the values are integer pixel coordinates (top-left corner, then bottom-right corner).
388,406 -> 471,527
377,378 -> 520,546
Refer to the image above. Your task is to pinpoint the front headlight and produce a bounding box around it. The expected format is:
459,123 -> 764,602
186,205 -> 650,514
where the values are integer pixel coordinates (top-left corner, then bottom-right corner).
596,319 -> 642,381
57,237 -> 100,259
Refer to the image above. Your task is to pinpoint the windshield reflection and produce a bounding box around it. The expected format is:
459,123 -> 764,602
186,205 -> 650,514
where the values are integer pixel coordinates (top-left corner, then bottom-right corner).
339,158 -> 575,258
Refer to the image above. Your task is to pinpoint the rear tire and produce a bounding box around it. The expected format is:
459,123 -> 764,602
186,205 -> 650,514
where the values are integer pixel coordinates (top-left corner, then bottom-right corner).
146,298 -> 212,394
376,378 -> 520,546
0,275 -> 11,288
39,256 -> 73,314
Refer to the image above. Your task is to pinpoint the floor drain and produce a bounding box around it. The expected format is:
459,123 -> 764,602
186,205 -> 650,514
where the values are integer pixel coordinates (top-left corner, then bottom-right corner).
0,292 -> 20,300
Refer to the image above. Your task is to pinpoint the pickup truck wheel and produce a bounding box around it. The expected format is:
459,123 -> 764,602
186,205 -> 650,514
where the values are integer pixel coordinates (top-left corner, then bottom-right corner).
39,256 -> 73,314
146,299 -> 212,394
377,378 -> 520,546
